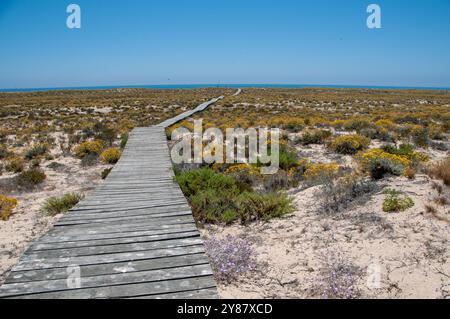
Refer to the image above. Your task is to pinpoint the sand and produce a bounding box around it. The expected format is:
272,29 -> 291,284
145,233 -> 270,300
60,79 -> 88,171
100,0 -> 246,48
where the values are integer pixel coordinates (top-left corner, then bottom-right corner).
201,173 -> 450,299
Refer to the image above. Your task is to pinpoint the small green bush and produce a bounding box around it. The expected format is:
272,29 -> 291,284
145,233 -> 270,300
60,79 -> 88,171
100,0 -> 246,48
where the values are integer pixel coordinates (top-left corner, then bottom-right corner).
236,192 -> 293,224
41,193 -> 84,216
0,146 -> 10,159
176,168 -> 239,197
120,133 -> 129,149
101,167 -> 112,179
297,129 -> 332,145
5,156 -> 25,173
175,168 -> 293,224
25,144 -> 48,160
411,126 -> 429,147
382,189 -> 414,212
17,169 -> 46,187
278,146 -> 300,171
81,153 -> 99,167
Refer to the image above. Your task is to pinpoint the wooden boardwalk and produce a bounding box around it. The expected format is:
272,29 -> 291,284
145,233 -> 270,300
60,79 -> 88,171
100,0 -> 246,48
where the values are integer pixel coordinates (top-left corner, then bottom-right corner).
0,95 -> 225,299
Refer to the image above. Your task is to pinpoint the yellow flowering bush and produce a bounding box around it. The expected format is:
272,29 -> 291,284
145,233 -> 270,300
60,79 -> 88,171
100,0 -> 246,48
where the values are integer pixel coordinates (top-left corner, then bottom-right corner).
330,134 -> 370,155
100,147 -> 122,164
0,195 -> 18,221
375,119 -> 396,130
74,140 -> 104,158
224,164 -> 261,176
357,149 -> 411,179
303,162 -> 340,182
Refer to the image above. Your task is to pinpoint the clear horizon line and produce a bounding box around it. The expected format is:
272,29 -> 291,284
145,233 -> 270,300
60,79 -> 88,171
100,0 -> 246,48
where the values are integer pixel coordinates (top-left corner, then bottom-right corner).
1,82 -> 450,93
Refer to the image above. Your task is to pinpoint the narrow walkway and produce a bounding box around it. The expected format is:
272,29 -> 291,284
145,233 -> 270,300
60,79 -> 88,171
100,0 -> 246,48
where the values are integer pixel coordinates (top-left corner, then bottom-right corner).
0,94 -> 227,299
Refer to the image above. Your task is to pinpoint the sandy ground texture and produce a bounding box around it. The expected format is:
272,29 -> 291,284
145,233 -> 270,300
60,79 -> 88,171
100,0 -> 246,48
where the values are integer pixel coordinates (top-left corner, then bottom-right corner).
0,155 -> 109,285
202,174 -> 450,299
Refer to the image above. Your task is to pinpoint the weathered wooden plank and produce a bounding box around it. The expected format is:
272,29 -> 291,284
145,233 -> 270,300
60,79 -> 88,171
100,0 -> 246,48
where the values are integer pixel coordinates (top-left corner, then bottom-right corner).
2,275 -> 216,299
6,253 -> 210,284
13,244 -> 207,271
32,230 -> 201,250
0,264 -> 213,296
42,222 -> 197,240
23,238 -> 203,260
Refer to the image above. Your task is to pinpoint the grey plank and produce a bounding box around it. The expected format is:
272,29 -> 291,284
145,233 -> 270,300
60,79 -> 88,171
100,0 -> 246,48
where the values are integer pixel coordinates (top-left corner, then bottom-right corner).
0,264 -> 213,296
13,245 -> 207,271
2,275 -> 216,299
6,253 -> 211,284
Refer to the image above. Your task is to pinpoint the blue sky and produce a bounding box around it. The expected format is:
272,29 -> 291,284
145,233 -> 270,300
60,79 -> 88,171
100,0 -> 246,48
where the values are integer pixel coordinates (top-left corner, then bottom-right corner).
0,0 -> 450,89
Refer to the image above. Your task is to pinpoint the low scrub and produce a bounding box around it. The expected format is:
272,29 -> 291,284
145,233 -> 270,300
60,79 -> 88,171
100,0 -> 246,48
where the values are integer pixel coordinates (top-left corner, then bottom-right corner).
175,168 -> 293,224
297,129 -> 332,145
100,147 -> 121,164
382,189 -> 414,212
41,193 -> 84,216
320,174 -> 377,214
74,140 -> 104,158
25,144 -> 48,160
0,195 -> 18,221
101,167 -> 112,179
381,144 -> 429,166
236,191 -> 293,224
17,168 -> 46,188
304,162 -> 340,184
120,133 -> 128,149
0,146 -> 10,159
330,134 -> 370,155
5,156 -> 25,173
357,149 -> 410,179
278,146 -> 300,171
427,158 -> 450,186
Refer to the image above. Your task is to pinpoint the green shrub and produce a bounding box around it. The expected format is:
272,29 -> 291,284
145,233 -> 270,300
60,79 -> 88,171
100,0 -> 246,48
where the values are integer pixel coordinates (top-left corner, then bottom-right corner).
81,153 -> 99,167
343,119 -> 372,131
320,174 -> 377,214
236,192 -> 293,224
278,146 -> 300,171
330,135 -> 370,155
382,189 -> 414,212
0,146 -> 10,159
382,144 -> 414,157
411,126 -> 429,147
95,125 -> 116,146
297,129 -> 332,145
175,168 -> 240,197
41,193 -> 84,216
175,168 -> 293,224
25,144 -> 48,160
17,169 -> 46,187
120,133 -> 129,149
101,167 -> 112,179
5,156 -> 25,173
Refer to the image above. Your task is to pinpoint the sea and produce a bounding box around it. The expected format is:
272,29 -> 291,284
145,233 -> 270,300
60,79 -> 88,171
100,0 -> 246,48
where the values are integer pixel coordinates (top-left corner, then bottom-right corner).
0,84 -> 449,93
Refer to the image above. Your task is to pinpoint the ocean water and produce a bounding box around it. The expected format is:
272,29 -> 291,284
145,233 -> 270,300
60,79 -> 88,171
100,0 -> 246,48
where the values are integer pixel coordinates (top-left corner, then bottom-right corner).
1,83 -> 449,93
